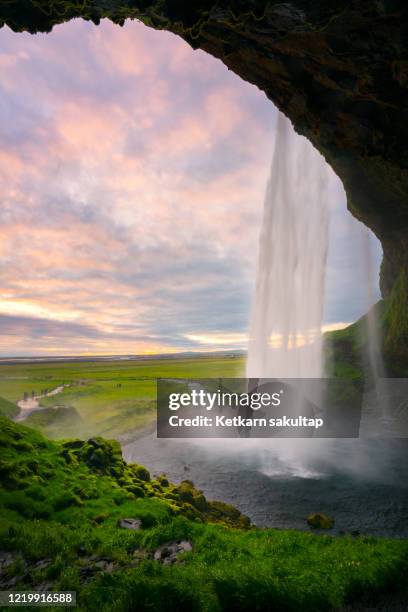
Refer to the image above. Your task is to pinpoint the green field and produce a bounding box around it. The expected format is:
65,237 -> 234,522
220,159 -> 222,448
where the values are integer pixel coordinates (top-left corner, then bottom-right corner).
0,356 -> 245,439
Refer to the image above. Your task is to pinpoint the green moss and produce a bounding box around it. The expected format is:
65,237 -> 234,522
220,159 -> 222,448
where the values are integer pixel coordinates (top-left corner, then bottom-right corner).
130,464 -> 151,482
158,474 -> 169,487
53,491 -> 84,511
325,289 -> 408,379
383,270 -> 408,375
174,480 -> 196,503
124,485 -> 145,498
0,415 -> 248,531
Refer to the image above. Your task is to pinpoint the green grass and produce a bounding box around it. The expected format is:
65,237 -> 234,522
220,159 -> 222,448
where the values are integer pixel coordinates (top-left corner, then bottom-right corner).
324,298 -> 408,381
0,355 -> 245,439
0,395 -> 18,419
323,304 -> 386,387
1,415 -> 407,611
383,270 -> 408,375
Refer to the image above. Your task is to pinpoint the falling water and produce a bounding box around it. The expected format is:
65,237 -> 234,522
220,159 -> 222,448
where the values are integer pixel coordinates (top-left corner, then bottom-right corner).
359,226 -> 392,433
247,112 -> 330,379
361,227 -> 386,382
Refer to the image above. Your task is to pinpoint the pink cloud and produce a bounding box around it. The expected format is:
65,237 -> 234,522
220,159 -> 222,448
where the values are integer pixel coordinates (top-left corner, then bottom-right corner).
0,18 -> 276,355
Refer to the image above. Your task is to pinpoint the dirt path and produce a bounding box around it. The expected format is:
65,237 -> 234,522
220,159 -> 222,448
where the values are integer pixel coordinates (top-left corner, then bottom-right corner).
15,384 -> 69,422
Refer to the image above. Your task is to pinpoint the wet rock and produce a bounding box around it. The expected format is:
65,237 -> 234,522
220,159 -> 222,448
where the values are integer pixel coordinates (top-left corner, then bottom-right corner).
118,518 -> 142,530
93,558 -> 115,572
307,513 -> 335,529
132,548 -> 148,562
34,558 -> 51,569
0,551 -> 17,570
78,556 -> 117,580
153,540 -> 193,565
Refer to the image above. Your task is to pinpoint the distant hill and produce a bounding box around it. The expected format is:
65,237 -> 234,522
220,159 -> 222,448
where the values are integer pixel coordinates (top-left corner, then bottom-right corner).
0,350 -> 246,366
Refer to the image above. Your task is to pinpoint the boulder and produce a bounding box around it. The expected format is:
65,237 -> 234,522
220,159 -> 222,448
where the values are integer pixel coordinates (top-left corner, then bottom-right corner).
307,513 -> 334,529
118,518 -> 142,530
153,540 -> 193,564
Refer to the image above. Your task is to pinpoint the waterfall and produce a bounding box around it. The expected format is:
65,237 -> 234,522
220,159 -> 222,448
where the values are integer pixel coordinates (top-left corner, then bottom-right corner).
247,112 -> 329,379
361,227 -> 386,382
359,226 -> 392,433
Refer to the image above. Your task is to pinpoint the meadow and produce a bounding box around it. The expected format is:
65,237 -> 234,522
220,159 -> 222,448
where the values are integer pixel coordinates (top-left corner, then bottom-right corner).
0,356 -> 245,439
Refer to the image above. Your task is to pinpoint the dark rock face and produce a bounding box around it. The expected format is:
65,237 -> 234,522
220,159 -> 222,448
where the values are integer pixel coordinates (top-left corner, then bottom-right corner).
1,1 -> 407,363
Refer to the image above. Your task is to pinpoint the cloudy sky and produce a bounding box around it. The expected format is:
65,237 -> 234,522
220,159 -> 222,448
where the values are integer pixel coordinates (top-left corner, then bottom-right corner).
0,19 -> 382,356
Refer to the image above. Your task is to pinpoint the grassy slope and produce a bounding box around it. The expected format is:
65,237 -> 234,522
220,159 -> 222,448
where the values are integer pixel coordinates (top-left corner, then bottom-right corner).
324,299 -> 408,382
323,303 -> 385,387
0,396 -> 19,419
0,356 -> 245,439
1,416 -> 408,611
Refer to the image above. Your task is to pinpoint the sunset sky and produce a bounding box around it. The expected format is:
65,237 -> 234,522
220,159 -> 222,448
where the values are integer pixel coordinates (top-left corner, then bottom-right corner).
0,19 -> 382,356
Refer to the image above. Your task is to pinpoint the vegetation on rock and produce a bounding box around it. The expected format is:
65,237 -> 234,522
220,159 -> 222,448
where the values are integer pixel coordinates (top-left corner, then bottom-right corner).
325,299 -> 408,381
307,513 -> 335,530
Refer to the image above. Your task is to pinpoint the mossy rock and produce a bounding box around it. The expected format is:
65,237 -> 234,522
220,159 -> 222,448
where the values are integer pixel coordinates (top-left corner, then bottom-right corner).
174,480 -> 196,504
61,439 -> 84,450
109,465 -> 123,478
129,464 -> 151,482
158,474 -> 169,487
125,485 -> 145,498
207,500 -> 251,528
93,512 -> 110,524
79,437 -> 125,474
180,502 -> 203,522
208,500 -> 241,521
191,493 -> 208,512
163,492 -> 179,501
60,448 -> 78,465
307,513 -> 335,529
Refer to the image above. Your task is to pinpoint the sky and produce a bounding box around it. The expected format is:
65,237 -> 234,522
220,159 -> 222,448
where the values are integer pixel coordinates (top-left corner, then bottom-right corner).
0,19 -> 382,356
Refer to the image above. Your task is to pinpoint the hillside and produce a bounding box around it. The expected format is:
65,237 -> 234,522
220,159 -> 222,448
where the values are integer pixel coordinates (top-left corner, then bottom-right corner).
1,416 -> 408,611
